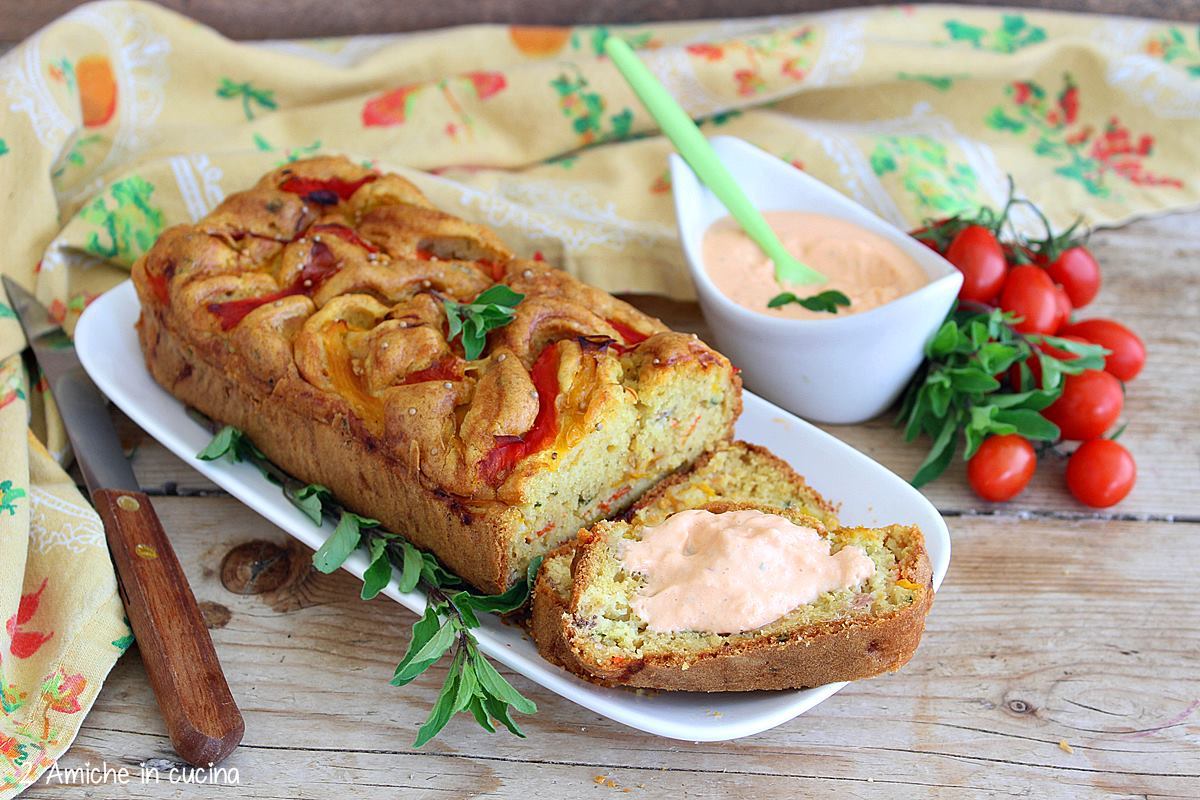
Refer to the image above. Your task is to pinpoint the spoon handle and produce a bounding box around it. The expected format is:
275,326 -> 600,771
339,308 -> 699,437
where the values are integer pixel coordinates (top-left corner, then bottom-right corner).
604,37 -> 825,286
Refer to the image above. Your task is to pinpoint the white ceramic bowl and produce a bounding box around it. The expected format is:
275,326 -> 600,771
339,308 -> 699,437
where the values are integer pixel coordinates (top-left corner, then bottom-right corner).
671,136 -> 963,424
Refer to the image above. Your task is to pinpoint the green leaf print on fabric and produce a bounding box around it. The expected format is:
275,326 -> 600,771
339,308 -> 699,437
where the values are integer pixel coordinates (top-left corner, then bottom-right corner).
1,480 -> 27,516
253,133 -> 322,165
569,26 -> 658,57
550,67 -> 634,146
52,133 -> 103,180
869,135 -> 982,215
1145,26 -> 1200,77
0,139 -> 9,156
216,78 -> 278,120
897,73 -> 965,91
702,109 -> 743,126
944,14 -> 1047,54
79,176 -> 164,265
111,617 -> 135,654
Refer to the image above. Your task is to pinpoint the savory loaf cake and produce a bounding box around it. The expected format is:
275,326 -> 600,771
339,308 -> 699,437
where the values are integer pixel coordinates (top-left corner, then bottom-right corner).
131,156 -> 741,594
541,499 -> 932,691
532,440 -> 841,675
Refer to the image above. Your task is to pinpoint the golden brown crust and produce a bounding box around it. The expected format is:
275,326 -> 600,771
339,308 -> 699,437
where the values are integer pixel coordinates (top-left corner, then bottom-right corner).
132,156 -> 695,499
137,307 -> 518,594
132,156 -> 741,593
560,501 -> 933,692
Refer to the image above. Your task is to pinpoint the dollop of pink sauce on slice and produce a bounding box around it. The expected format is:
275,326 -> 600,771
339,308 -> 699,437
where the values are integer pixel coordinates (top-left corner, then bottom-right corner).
619,509 -> 875,634
702,211 -> 928,320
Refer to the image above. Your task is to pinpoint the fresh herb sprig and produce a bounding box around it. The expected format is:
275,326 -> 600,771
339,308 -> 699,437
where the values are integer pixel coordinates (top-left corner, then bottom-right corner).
767,289 -> 852,314
443,285 -> 524,360
196,423 -> 334,523
897,305 -> 1107,487
195,421 -> 539,745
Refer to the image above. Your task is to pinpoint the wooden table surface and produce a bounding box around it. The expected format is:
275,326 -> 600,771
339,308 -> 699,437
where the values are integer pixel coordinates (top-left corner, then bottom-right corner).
23,211 -> 1198,798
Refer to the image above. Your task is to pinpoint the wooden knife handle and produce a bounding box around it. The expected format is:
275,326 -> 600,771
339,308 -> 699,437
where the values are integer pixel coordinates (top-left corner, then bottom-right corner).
93,488 -> 244,766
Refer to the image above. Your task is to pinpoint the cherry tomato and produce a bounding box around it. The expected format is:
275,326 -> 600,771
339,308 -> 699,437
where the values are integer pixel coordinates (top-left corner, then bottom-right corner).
1043,369 -> 1124,441
1060,318 -> 1146,381
1007,334 -> 1088,389
999,265 -> 1060,334
1066,439 -> 1136,508
967,434 -> 1037,502
944,225 -> 1008,303
1045,246 -> 1101,308
1052,283 -> 1072,333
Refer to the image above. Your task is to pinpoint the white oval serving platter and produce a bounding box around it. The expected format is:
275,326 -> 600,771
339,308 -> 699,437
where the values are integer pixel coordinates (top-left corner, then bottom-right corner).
76,280 -> 949,742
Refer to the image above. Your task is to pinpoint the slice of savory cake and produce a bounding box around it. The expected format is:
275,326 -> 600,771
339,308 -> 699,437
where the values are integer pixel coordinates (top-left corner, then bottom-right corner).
559,502 -> 932,691
132,156 -> 741,594
532,440 -> 845,677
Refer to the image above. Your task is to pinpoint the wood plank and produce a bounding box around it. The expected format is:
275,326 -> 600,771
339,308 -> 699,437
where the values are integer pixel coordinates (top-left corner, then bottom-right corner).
117,211 -> 1200,519
2,0 -> 1196,44
22,496 -> 1199,797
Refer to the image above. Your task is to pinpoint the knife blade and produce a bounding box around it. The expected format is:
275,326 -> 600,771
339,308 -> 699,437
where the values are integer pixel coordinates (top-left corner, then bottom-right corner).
3,276 -> 244,767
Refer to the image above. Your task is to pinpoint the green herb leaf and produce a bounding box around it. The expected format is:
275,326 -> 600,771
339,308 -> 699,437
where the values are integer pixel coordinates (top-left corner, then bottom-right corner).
392,606 -> 444,686
483,694 -> 526,738
196,425 -> 266,462
413,649 -> 465,747
1035,335 -> 1108,372
289,483 -> 331,525
312,510 -> 376,573
449,592 -> 482,628
988,389 -> 1057,410
927,321 -> 959,356
361,537 -> 392,600
398,541 -> 423,593
473,645 -> 536,715
467,695 -> 496,732
911,411 -> 959,487
975,342 -> 1021,374
993,408 -> 1060,441
473,284 -> 523,307
452,659 -> 479,715
928,376 -> 952,418
767,289 -> 852,314
393,614 -> 457,686
461,555 -> 544,616
196,425 -> 237,460
419,551 -> 463,589
443,285 -> 525,360
947,366 -> 1000,393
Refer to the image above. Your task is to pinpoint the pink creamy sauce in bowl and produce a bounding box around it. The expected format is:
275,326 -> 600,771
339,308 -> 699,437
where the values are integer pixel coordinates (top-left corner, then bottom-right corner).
670,137 -> 963,424
702,211 -> 930,321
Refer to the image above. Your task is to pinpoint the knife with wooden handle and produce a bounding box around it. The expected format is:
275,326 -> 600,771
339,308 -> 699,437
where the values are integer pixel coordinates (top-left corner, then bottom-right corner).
3,276 -> 244,767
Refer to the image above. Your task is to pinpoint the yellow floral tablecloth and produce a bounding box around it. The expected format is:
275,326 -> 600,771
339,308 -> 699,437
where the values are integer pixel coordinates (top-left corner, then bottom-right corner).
1,1 -> 1197,794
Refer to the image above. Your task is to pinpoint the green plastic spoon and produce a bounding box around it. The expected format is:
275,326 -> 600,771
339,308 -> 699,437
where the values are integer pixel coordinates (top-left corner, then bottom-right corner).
604,36 -> 826,287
